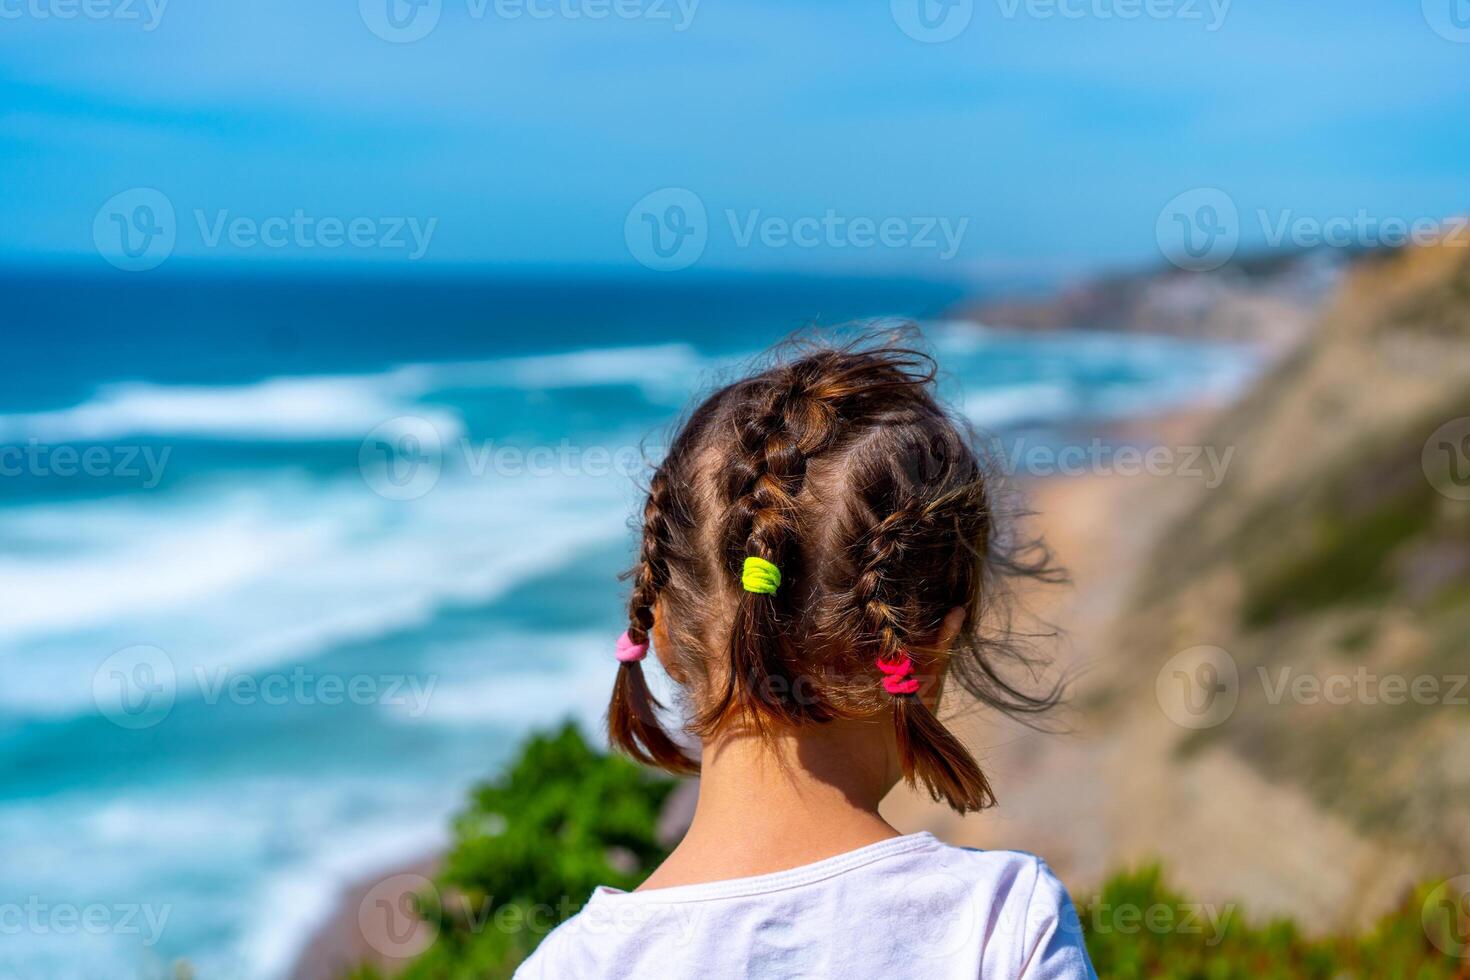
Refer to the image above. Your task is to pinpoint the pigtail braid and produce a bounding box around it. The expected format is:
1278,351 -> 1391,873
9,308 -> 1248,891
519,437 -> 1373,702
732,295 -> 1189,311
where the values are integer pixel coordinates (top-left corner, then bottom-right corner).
694,364 -> 840,733
855,493 -> 995,813
607,467 -> 699,773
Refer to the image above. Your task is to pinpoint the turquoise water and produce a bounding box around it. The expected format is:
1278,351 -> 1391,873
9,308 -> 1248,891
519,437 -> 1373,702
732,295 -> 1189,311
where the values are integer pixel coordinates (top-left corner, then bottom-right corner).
0,271 -> 1259,979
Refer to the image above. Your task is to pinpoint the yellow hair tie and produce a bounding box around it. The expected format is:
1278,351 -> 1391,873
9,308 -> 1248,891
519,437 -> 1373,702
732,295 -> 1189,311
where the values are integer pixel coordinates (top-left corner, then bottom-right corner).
741,556 -> 781,595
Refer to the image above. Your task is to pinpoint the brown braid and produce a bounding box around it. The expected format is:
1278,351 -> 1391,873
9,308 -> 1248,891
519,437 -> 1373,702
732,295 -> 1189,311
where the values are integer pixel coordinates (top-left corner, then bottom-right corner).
693,363 -> 844,732
852,490 -> 994,812
627,467 -> 673,648
607,465 -> 699,773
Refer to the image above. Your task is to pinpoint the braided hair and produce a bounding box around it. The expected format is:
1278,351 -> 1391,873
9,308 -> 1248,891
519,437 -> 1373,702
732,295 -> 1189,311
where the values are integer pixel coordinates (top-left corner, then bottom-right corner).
605,334 -> 1061,813
610,465 -> 699,772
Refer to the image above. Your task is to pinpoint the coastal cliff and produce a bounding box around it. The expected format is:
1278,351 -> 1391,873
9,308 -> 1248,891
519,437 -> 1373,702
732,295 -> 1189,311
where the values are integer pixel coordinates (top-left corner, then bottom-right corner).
954,250 -> 1340,356
886,237 -> 1470,932
1110,239 -> 1470,877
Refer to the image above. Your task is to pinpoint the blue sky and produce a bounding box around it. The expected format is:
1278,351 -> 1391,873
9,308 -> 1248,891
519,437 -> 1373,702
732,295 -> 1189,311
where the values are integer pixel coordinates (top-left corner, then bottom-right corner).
2,0 -> 1468,281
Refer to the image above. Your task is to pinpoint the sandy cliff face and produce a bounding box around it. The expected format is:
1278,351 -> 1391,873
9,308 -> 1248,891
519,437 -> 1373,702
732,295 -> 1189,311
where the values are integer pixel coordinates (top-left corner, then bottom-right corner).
886,240 -> 1470,930
1118,241 -> 1470,870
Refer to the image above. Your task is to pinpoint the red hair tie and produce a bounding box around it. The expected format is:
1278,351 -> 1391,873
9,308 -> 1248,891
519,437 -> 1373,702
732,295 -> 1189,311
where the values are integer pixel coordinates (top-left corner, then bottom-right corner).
875,652 -> 921,696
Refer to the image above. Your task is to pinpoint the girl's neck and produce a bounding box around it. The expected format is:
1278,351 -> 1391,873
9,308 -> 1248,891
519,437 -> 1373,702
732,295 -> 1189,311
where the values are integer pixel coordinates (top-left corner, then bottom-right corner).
636,718 -> 904,891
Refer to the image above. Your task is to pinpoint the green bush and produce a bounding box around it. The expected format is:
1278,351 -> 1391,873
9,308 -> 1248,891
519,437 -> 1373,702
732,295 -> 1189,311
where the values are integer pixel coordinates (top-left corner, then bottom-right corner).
1079,865 -> 1467,979
355,722 -> 676,980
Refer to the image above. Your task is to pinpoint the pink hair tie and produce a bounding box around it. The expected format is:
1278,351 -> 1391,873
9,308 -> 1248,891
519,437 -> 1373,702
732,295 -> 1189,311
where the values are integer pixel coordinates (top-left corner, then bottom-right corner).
876,652 -> 921,696
615,631 -> 649,663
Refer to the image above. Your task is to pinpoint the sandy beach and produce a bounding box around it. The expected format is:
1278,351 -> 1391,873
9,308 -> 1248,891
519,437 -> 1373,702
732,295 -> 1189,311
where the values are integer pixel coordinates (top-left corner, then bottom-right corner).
289,854 -> 441,980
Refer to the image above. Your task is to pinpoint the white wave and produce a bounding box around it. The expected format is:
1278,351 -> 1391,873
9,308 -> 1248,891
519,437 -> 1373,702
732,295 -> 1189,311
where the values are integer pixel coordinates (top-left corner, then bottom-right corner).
444,342 -> 708,391
0,331 -> 1256,447
388,629 -> 691,781
0,774 -> 456,980
0,367 -> 464,443
0,342 -> 709,445
240,808 -> 451,980
945,324 -> 1263,429
390,630 -> 614,730
0,466 -> 635,718
961,382 -> 1079,429
0,500 -> 336,643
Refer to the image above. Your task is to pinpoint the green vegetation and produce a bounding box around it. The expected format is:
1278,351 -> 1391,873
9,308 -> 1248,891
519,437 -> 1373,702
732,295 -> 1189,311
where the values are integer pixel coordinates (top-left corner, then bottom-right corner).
348,726 -> 1468,979
1240,481 -> 1436,628
1080,866 -> 1467,979
351,723 -> 676,980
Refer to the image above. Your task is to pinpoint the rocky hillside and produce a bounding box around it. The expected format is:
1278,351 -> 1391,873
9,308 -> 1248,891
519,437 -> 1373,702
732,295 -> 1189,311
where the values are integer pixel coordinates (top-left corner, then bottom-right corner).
1110,238 -> 1470,875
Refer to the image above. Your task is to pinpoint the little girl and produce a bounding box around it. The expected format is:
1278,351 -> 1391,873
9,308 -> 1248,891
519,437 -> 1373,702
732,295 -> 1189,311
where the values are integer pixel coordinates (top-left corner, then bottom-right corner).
517,340 -> 1096,979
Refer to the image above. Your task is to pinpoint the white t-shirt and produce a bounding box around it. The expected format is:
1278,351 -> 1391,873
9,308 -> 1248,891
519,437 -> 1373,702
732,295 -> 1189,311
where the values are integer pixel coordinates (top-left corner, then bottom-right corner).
514,832 -> 1096,979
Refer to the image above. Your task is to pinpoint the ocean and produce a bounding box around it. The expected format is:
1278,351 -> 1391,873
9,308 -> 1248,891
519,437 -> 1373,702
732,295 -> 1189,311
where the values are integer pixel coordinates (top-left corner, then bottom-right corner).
0,269 -> 1260,979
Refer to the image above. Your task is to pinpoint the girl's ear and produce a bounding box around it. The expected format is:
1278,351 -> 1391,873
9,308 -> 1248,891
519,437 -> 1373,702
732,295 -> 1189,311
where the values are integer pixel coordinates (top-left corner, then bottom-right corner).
651,601 -> 688,683
939,606 -> 967,649
919,606 -> 967,714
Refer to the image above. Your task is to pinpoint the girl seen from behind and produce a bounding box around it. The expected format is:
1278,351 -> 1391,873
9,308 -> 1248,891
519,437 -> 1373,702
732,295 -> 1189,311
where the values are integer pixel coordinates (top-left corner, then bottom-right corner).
516,336 -> 1096,979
